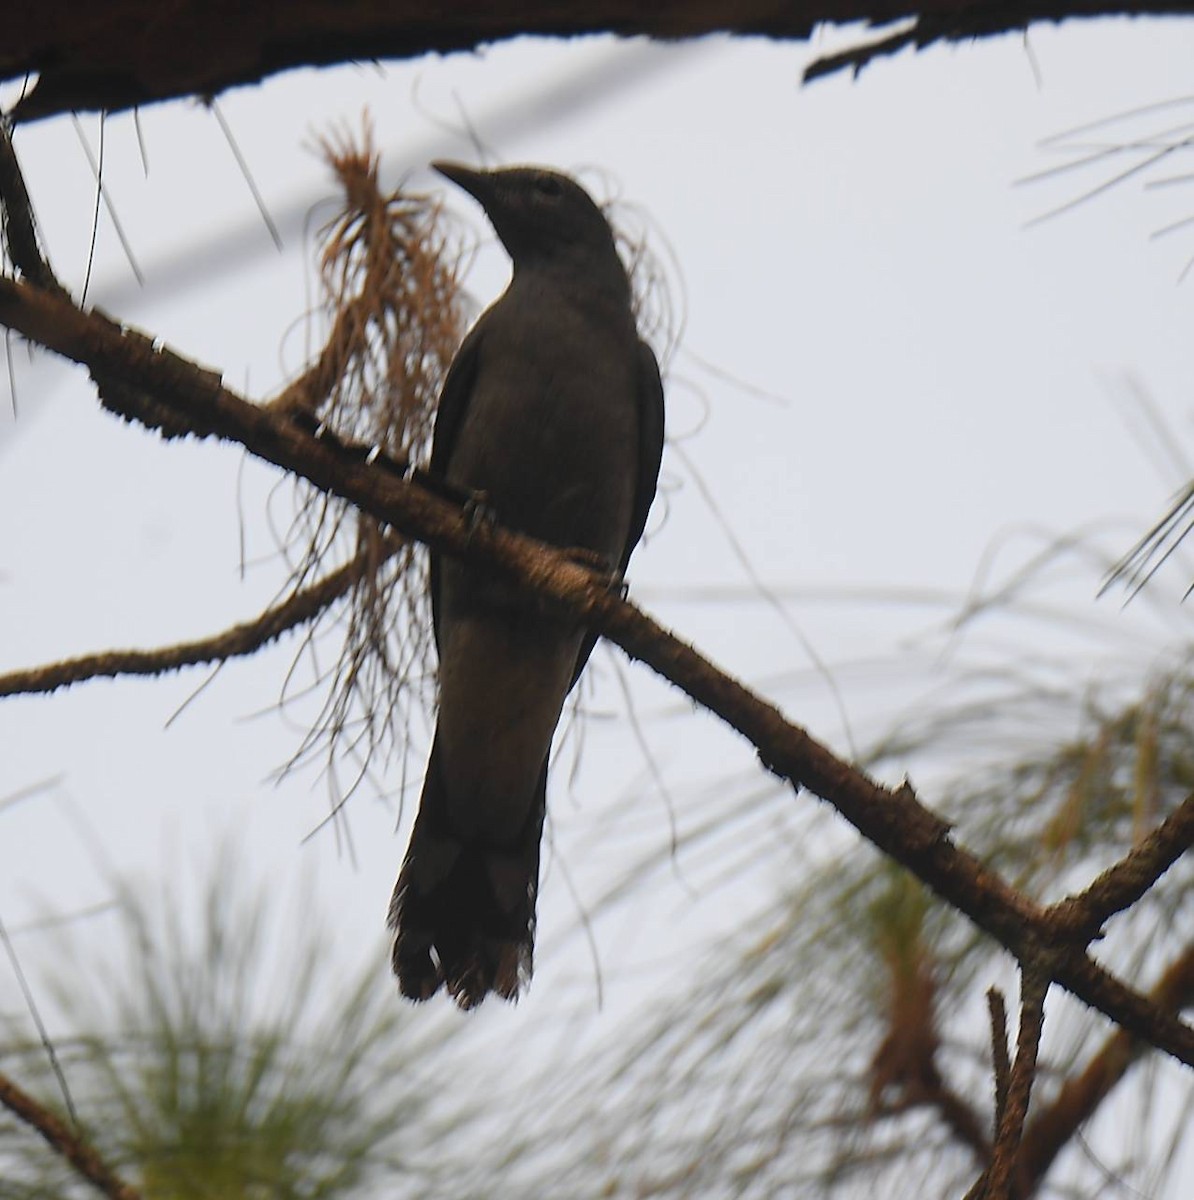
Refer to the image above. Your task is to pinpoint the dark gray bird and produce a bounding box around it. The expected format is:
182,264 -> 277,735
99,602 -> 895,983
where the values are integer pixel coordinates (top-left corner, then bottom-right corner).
388,162 -> 665,1008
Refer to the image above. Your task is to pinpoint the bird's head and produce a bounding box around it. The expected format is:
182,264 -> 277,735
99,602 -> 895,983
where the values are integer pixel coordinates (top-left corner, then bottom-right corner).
433,161 -> 624,282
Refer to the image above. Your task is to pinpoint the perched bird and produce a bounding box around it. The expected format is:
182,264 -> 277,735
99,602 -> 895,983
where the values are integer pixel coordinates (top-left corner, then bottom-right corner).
388,162 -> 665,1008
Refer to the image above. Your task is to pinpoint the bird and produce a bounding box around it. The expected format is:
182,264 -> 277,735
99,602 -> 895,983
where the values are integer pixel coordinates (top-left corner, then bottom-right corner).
387,162 -> 665,1008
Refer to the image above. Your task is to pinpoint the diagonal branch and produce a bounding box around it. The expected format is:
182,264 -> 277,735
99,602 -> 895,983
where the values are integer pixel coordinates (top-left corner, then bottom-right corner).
994,967 -> 1049,1198
1047,791 -> 1194,939
803,21 -> 925,82
0,1069 -> 143,1200
0,544 -> 390,698
1016,940 -> 1194,1193
970,965 -> 1050,1200
0,273 -> 1191,1069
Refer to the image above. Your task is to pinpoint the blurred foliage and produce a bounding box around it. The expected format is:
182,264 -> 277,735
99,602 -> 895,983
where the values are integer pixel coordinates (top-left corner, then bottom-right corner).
451,642 -> 1194,1199
0,851 -> 454,1198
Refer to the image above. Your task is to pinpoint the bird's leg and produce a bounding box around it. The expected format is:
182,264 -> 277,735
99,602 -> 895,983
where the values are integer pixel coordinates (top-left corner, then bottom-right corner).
289,410 -> 412,477
408,467 -> 498,533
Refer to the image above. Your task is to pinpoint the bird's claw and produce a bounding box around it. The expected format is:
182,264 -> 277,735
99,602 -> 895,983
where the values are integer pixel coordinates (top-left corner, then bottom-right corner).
463,490 -> 496,536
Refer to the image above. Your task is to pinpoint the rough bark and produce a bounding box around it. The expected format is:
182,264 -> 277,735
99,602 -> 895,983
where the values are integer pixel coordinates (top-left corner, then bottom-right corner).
3,2 -> 1192,122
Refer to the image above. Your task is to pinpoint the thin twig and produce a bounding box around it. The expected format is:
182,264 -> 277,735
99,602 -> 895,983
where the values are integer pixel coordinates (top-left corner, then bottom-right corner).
988,987 -> 1011,1136
1048,790 -> 1194,939
0,1069 -> 143,1200
991,965 -> 1049,1198
804,21 -> 923,82
928,1082 -> 992,1164
0,546 -> 386,697
0,915 -> 78,1127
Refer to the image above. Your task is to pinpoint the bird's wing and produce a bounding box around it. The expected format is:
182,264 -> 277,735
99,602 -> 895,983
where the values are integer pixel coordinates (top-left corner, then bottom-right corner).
429,320 -> 484,477
427,320 -> 485,649
624,339 -> 666,574
569,339 -> 666,688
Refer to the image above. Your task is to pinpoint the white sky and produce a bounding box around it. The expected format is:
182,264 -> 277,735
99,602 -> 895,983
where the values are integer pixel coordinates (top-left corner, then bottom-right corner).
2,19 -> 1193,1194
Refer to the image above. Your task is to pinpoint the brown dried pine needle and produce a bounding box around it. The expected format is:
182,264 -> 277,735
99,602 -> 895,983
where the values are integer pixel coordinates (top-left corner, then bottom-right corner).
277,118 -> 468,803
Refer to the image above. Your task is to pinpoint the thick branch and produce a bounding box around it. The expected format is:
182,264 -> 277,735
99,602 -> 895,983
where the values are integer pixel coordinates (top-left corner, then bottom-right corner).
0,274 -> 1190,1068
0,1070 -> 142,1200
5,4 -> 1194,122
0,548 -> 380,698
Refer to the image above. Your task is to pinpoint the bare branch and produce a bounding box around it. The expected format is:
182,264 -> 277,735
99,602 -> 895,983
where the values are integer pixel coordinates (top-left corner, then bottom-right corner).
0,1069 -> 143,1200
1048,790 -> 1194,938
930,1084 -> 993,1164
804,21 -> 925,82
987,988 -> 1011,1136
0,547 -> 383,697
0,272 -> 1191,1068
977,966 -> 1050,1200
1017,941 -> 1194,1191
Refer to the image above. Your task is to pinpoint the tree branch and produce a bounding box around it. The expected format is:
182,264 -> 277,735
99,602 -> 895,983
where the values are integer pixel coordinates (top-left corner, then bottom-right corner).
1016,940 -> 1194,1192
987,988 -> 1011,1138
0,1069 -> 143,1200
5,4 -> 1194,122
1047,791 -> 1194,939
804,21 -> 925,82
0,272 -> 1190,1068
928,1083 -> 993,1163
0,546 -> 386,698
978,966 -> 1050,1200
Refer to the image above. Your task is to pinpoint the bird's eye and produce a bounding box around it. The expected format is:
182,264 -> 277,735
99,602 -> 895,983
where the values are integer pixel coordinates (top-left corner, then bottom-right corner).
535,175 -> 564,199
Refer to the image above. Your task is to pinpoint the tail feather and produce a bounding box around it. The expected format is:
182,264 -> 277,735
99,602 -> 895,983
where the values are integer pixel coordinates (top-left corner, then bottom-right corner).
388,744 -> 546,1009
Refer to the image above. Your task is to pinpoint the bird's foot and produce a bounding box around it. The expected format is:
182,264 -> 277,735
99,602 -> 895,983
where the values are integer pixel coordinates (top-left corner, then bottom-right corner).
462,490 -> 496,536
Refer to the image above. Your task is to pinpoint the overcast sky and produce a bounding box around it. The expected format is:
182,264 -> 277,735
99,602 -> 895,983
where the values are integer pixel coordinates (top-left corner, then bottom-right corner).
3,18 -> 1194,1193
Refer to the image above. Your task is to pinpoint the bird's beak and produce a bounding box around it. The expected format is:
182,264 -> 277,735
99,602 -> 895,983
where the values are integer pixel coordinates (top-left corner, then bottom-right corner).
432,161 -> 494,206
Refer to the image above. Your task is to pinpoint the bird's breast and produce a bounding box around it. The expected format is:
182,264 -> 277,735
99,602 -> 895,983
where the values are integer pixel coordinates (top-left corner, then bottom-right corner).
445,291 -> 641,562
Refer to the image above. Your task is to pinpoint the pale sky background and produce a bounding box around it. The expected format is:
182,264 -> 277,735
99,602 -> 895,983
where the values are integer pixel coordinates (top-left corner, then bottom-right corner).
2,18 -> 1194,1195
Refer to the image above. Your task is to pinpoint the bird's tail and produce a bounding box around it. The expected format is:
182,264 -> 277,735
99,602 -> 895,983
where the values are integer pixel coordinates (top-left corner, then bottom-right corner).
388,741 -> 546,1009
